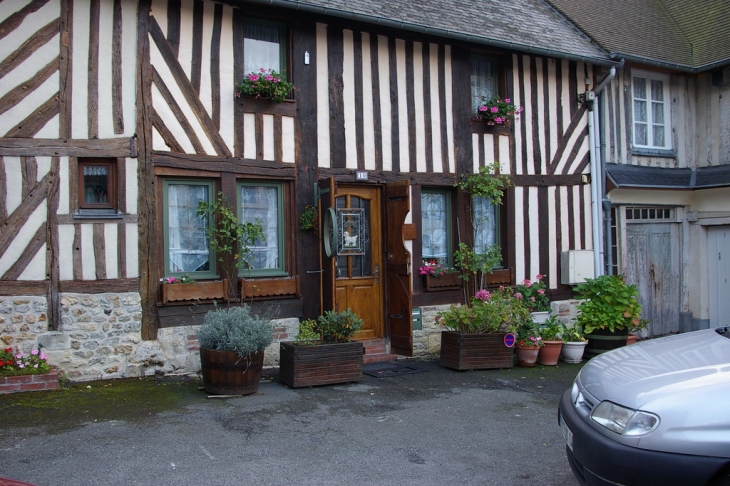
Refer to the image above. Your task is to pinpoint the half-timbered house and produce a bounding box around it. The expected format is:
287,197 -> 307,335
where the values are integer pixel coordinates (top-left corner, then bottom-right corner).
548,0 -> 730,337
1,0 -> 625,380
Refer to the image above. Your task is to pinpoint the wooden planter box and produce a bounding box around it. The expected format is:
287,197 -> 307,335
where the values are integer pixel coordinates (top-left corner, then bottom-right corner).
161,280 -> 228,304
0,369 -> 59,394
424,272 -> 461,291
279,341 -> 364,388
440,331 -> 514,370
240,276 -> 299,299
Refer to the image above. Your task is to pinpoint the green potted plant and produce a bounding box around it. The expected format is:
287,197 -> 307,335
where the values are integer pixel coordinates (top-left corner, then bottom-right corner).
628,318 -> 649,345
515,319 -> 543,367
537,315 -> 562,366
574,274 -> 642,357
279,309 -> 365,388
437,287 -> 529,370
299,205 -> 318,231
560,322 -> 587,364
197,305 -> 274,395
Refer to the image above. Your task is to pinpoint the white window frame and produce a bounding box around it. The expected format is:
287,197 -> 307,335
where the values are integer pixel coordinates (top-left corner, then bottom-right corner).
631,70 -> 672,150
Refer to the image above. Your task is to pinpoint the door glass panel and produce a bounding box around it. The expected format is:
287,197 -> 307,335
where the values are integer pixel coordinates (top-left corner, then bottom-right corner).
336,196 -> 371,278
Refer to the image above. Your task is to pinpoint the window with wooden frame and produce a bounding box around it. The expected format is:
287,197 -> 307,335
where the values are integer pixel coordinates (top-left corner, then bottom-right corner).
238,181 -> 286,277
78,159 -> 116,211
472,195 -> 500,253
631,71 -> 671,151
163,179 -> 217,279
471,54 -> 499,115
421,190 -> 453,266
244,19 -> 288,77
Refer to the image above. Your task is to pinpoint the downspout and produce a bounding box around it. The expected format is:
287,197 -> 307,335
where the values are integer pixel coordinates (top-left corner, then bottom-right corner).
586,63 -> 618,277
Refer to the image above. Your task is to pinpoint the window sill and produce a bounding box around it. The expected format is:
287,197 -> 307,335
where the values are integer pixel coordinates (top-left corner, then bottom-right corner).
470,119 -> 511,135
73,209 -> 124,220
631,147 -> 676,158
239,96 -> 297,117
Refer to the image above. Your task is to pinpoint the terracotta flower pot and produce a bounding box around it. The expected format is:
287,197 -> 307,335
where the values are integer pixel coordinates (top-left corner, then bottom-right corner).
515,345 -> 540,367
538,340 -> 563,366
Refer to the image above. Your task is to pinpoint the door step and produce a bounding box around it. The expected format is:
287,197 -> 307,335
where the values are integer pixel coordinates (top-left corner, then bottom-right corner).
360,339 -> 398,364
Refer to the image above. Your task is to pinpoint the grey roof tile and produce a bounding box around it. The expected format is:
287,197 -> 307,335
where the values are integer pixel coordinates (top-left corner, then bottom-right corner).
606,163 -> 730,189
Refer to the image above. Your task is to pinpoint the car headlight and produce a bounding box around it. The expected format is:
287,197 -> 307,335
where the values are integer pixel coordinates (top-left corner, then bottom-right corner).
591,401 -> 660,436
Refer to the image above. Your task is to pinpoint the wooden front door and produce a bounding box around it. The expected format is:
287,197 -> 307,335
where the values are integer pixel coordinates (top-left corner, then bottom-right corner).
333,186 -> 383,340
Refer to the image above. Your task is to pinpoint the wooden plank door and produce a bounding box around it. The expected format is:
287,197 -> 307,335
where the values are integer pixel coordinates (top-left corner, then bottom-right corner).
708,226 -> 730,328
386,180 -> 413,356
625,222 -> 680,337
332,185 -> 384,340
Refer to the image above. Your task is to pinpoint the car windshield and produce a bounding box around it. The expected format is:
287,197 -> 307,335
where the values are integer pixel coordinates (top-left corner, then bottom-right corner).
715,327 -> 730,339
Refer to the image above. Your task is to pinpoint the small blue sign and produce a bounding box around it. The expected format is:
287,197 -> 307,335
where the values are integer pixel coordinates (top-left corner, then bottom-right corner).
504,333 -> 516,348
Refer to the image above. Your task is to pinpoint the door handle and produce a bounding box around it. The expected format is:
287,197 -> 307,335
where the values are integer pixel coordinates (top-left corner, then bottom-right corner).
374,264 -> 379,284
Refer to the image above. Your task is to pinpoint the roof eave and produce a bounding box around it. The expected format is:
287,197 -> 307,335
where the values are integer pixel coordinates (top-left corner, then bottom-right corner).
245,0 -> 616,66
611,52 -> 730,73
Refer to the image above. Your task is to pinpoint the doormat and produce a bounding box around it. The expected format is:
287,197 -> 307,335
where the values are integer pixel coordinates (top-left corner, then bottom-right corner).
362,362 -> 428,378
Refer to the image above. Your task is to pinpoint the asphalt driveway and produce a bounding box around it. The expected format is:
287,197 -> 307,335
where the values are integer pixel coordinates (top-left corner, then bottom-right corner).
0,358 -> 582,486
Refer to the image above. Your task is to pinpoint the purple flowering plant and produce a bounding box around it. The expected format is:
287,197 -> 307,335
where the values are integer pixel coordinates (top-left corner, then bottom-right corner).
159,273 -> 196,284
419,260 -> 458,277
236,68 -> 293,103
476,96 -> 523,126
0,346 -> 51,376
515,274 -> 550,312
436,286 -> 530,334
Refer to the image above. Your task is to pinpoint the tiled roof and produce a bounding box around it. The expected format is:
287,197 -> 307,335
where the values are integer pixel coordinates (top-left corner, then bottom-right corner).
606,164 -> 730,189
546,0 -> 730,71
256,0 -> 612,64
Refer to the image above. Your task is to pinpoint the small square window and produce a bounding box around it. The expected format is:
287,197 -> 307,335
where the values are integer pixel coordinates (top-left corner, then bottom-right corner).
78,160 -> 115,210
244,20 -> 287,75
471,55 -> 498,115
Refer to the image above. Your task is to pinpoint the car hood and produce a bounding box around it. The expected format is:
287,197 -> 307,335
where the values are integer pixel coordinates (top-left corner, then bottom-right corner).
579,329 -> 730,410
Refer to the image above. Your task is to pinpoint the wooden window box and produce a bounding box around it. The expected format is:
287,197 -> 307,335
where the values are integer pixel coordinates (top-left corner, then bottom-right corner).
470,119 -> 511,135
424,272 -> 462,291
161,280 -> 228,304
239,97 -> 297,117
240,276 -> 300,300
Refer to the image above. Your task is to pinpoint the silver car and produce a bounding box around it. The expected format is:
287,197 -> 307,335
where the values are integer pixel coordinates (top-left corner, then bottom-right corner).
558,327 -> 730,486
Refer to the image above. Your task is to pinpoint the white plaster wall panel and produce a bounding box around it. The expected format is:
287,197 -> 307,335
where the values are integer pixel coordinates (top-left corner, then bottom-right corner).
0,0 -> 58,64
58,223 -> 74,280
547,59 -> 558,163
19,243 -> 46,281
499,135 -> 510,174
554,116 -> 587,175
512,54 -> 523,175
396,39 -> 408,169
262,114 -> 274,161
36,157 -> 52,180
0,30 -> 58,99
547,185 -> 558,289
413,42 -> 426,173
534,57 -> 547,175
120,0 -> 139,138
471,134 -> 479,173
243,113 -> 256,159
316,23 -> 330,168
0,204 -> 46,277
71,2 -> 90,139
527,186 -> 539,280
177,0 -> 194,81
0,71 -> 59,137
571,185 -> 582,249
429,43 -> 443,173
281,116 -> 295,163
559,186 -> 570,252
361,32 -> 376,171
561,60 -> 571,149
150,84 -> 196,153
520,55 -> 533,175
81,224 -> 95,280
219,5 -> 235,151
342,30 -> 357,169
0,2 -> 22,24
377,35 -> 392,172
105,223 -> 119,279
151,0 -> 168,33
33,115 -> 59,139
566,119 -> 590,175
485,134 -> 496,168
97,0 -> 116,138
198,1 -> 214,122
4,157 -> 22,215
58,156 -> 69,214
444,45 -> 454,174
150,36 -> 217,155
514,187 -> 525,281
125,223 -> 139,278
125,158 -> 138,214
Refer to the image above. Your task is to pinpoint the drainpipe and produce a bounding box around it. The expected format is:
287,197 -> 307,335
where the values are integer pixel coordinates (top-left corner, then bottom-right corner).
586,63 -> 618,277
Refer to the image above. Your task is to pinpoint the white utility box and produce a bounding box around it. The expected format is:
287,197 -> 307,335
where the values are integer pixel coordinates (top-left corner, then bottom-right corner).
561,250 -> 595,285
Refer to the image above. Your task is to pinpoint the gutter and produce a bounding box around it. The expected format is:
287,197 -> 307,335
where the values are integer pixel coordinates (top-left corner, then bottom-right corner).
610,52 -> 730,74
244,0 -> 616,66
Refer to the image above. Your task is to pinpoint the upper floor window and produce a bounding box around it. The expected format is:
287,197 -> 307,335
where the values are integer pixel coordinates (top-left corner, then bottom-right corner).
472,196 -> 499,253
421,190 -> 452,266
239,182 -> 285,276
632,72 -> 671,150
163,180 -> 216,279
78,159 -> 115,210
471,55 -> 497,115
244,20 -> 286,75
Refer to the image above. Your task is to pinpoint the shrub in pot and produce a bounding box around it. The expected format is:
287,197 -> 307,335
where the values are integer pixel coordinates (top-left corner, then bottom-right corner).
515,319 -> 543,367
560,322 -> 587,364
574,275 -> 642,357
279,309 -> 365,388
197,305 -> 274,395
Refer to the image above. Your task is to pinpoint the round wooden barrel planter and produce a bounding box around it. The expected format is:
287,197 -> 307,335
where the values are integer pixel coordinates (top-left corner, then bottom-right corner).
199,348 -> 264,395
585,328 -> 629,358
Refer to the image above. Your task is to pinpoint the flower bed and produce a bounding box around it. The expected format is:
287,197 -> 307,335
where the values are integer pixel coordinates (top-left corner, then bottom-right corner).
0,369 -> 59,394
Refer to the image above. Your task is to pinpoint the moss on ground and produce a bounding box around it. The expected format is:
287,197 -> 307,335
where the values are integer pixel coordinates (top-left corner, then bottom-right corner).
0,375 -> 204,435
